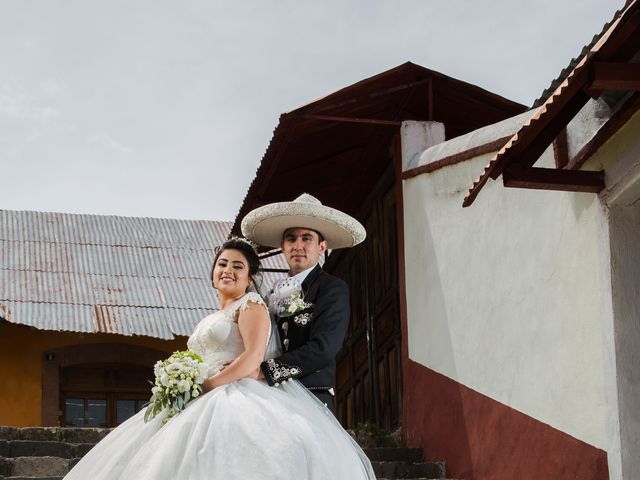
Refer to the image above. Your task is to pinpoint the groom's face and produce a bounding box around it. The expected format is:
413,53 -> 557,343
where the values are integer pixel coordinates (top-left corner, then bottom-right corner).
281,228 -> 327,275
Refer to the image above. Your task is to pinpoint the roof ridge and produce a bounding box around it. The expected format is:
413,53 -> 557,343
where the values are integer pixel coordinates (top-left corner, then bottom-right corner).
0,208 -> 232,225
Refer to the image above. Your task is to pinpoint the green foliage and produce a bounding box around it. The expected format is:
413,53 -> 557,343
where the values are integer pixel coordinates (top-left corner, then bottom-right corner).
351,422 -> 401,448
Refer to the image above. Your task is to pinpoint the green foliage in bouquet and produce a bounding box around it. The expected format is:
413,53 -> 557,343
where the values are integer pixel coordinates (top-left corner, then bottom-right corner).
144,350 -> 208,425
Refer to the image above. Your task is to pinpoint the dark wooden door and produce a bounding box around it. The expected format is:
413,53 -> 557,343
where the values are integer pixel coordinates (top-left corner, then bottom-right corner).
330,184 -> 402,431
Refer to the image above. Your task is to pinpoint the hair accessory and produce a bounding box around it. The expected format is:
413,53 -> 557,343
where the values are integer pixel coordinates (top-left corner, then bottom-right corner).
227,236 -> 259,253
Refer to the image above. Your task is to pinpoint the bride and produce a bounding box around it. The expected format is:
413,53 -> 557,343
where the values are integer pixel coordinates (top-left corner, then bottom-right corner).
63,237 -> 375,479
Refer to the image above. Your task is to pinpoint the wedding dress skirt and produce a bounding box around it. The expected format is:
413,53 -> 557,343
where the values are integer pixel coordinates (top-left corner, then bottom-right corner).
64,293 -> 375,479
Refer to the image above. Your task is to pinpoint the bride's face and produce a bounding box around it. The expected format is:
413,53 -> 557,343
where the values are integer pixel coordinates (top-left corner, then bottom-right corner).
212,249 -> 251,297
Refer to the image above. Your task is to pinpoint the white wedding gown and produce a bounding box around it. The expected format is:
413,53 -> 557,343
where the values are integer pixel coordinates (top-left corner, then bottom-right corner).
64,292 -> 375,479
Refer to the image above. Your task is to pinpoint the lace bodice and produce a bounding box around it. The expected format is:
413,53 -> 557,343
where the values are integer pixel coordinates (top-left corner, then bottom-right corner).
187,292 -> 268,376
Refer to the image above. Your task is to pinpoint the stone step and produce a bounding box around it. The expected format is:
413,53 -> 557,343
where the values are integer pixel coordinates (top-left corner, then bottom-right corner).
0,477 -> 63,480
372,460 -> 446,479
364,447 -> 423,462
0,427 -> 110,444
0,427 -> 456,479
0,440 -> 93,459
0,456 -> 452,479
0,457 -> 70,478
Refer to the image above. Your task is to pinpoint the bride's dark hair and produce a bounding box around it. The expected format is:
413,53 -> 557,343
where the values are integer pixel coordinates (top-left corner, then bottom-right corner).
210,238 -> 262,290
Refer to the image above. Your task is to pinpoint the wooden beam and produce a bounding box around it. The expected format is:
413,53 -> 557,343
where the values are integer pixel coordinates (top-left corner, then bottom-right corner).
588,62 -> 640,92
597,9 -> 640,60
567,91 -> 640,170
503,167 -> 604,193
297,114 -> 402,126
488,67 -> 591,180
258,249 -> 283,260
427,77 -> 434,121
502,90 -> 591,178
306,78 -> 432,114
553,128 -> 569,168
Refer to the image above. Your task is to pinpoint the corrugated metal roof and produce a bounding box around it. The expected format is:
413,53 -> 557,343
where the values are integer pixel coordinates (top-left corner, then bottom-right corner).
463,0 -> 639,207
531,0 -> 633,108
0,210 -> 287,339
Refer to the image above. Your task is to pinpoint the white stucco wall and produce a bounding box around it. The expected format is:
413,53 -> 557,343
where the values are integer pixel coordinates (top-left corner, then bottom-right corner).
402,144 -> 610,450
585,109 -> 640,480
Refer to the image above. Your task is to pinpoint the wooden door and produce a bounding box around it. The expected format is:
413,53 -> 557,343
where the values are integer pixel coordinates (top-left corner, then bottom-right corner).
331,185 -> 402,431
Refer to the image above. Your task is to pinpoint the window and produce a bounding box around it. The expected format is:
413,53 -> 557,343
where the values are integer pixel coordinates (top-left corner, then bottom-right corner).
64,398 -> 107,427
60,363 -> 152,428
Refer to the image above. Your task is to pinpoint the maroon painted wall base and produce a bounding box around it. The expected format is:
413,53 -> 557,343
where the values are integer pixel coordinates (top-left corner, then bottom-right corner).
403,359 -> 609,480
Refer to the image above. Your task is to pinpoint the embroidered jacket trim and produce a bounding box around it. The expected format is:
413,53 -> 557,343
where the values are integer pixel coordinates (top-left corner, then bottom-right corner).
264,358 -> 302,386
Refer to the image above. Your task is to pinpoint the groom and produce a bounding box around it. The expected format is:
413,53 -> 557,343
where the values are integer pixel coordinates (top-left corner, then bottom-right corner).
241,193 -> 366,411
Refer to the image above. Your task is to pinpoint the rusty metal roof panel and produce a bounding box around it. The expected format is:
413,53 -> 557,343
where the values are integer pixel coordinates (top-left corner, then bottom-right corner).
0,300 -> 206,339
0,210 -> 222,338
0,210 -> 230,248
165,308 -> 212,337
1,302 -> 93,334
0,210 -> 288,339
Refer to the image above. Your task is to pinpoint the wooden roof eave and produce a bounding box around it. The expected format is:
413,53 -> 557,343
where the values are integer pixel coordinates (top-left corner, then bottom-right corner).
463,0 -> 640,208
229,63 -> 526,226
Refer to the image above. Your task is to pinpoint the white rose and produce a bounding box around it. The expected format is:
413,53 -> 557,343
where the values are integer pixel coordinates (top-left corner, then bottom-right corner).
177,380 -> 191,393
166,363 -> 181,374
159,372 -> 170,386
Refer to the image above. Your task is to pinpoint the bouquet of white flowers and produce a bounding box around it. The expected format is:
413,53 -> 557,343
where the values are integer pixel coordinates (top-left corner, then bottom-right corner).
144,350 -> 209,425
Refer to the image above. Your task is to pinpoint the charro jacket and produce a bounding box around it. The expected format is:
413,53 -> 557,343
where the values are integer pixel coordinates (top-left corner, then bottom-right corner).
260,264 -> 350,391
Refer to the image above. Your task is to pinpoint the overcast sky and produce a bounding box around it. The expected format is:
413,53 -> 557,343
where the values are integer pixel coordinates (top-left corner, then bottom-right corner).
0,0 -> 624,221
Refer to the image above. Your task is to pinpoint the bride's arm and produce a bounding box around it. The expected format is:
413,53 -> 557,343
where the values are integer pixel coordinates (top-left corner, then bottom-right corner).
202,302 -> 269,392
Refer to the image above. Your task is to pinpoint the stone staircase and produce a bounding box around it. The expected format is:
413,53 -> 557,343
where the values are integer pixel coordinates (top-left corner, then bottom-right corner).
365,446 -> 456,479
0,426 -> 459,479
0,427 -> 109,480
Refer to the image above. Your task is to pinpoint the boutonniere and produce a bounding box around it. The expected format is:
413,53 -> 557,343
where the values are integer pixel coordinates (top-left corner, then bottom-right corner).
277,293 -> 313,318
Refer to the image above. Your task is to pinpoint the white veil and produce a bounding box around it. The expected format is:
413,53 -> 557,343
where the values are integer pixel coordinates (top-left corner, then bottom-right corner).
248,276 -> 282,360
264,315 -> 282,360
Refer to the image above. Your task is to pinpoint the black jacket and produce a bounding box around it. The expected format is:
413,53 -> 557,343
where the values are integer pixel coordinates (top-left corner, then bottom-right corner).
260,264 -> 350,390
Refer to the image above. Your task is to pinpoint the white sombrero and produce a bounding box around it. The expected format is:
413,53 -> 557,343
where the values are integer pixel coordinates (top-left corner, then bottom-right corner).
241,193 -> 366,249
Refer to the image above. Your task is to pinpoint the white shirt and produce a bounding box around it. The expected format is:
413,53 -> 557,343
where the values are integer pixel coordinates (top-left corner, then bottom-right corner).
290,263 -> 319,286
269,264 -> 319,311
